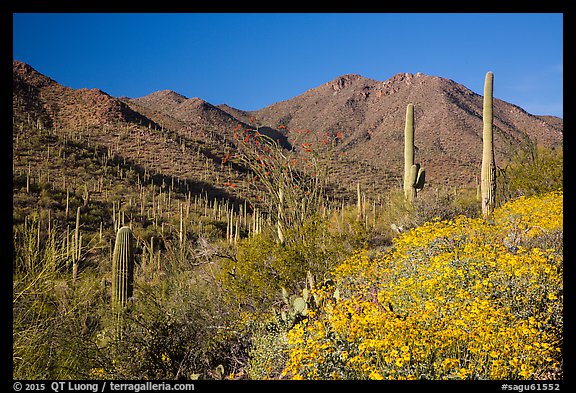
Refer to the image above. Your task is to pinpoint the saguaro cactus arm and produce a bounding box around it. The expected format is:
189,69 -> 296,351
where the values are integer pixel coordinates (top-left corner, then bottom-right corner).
410,164 -> 426,190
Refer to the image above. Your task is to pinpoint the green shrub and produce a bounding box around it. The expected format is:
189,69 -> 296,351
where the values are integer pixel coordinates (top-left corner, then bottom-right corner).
218,214 -> 352,311
497,144 -> 562,203
96,253 -> 246,380
245,313 -> 290,380
13,217 -> 107,379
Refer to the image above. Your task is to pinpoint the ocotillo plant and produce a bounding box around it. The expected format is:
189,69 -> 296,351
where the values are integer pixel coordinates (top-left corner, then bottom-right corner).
481,72 -> 496,218
111,226 -> 135,312
228,123 -> 343,240
277,187 -> 286,245
403,103 -> 425,202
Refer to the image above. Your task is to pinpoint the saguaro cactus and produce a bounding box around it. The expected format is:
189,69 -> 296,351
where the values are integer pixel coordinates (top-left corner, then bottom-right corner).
112,226 -> 135,311
481,72 -> 496,218
403,103 -> 425,202
356,182 -> 363,220
72,206 -> 81,284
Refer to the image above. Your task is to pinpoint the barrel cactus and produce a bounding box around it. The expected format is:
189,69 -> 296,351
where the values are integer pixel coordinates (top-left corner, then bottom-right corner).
111,226 -> 135,311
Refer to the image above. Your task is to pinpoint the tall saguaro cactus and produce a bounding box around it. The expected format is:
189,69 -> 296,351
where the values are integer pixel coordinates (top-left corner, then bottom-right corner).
481,72 -> 496,218
112,226 -> 135,311
403,103 -> 425,202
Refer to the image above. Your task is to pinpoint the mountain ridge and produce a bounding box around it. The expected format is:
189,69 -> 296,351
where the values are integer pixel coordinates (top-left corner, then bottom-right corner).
13,60 -> 158,130
13,59 -> 562,192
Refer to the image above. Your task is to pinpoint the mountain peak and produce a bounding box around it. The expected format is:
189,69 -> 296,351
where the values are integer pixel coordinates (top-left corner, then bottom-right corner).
386,72 -> 438,85
13,59 -> 156,129
131,89 -> 189,115
327,74 -> 372,91
13,59 -> 57,88
13,59 -> 32,72
183,97 -> 214,110
140,89 -> 188,102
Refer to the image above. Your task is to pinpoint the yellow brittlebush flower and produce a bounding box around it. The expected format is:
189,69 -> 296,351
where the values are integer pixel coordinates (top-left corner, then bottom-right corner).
282,192 -> 562,380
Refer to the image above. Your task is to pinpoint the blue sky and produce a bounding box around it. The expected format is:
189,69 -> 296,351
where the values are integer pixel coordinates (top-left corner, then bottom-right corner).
13,13 -> 563,118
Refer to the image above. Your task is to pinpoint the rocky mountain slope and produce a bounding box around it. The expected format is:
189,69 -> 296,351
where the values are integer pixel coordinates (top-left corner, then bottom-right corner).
13,60 -> 156,130
247,72 -> 562,187
13,60 -> 563,202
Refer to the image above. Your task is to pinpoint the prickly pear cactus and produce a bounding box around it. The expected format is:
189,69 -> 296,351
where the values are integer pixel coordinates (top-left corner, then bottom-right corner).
279,272 -> 342,329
